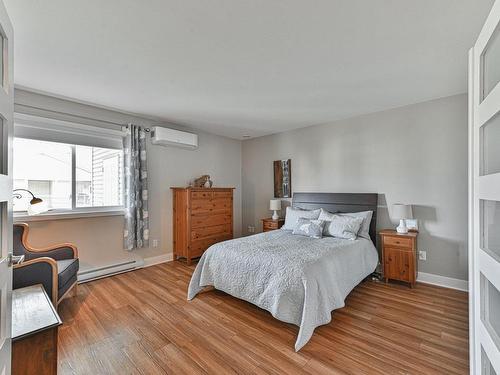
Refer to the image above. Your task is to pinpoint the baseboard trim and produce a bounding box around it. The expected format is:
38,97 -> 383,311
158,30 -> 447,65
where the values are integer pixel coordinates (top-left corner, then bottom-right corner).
143,253 -> 173,268
417,272 -> 468,292
78,259 -> 144,283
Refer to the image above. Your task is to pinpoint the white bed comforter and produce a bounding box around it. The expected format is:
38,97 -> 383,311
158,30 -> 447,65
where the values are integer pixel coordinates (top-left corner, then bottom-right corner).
187,230 -> 378,351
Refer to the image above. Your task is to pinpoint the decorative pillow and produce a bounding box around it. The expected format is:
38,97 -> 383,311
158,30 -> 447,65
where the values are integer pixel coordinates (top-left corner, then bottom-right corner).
282,207 -> 321,230
340,211 -> 373,240
319,208 -> 373,240
292,218 -> 325,239
318,209 -> 363,239
318,208 -> 336,235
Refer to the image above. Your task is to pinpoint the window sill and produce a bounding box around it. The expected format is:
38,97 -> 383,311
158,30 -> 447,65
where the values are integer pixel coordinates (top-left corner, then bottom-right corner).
14,209 -> 125,222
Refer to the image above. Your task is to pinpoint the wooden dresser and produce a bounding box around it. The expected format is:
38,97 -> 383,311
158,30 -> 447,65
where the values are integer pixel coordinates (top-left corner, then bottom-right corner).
379,229 -> 418,288
171,187 -> 234,264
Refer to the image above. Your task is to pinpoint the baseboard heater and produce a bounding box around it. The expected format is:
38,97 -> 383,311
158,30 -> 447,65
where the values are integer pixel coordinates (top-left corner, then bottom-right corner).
77,259 -> 145,283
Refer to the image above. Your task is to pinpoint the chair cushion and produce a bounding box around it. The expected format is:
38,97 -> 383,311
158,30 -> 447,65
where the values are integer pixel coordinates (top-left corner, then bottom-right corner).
57,258 -> 79,289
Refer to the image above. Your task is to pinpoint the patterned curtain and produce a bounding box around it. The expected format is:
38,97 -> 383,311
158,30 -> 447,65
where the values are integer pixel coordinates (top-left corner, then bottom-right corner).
123,125 -> 149,250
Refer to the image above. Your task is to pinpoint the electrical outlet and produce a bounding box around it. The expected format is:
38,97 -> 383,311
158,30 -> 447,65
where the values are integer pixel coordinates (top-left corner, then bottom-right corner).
248,226 -> 255,233
152,239 -> 159,248
419,250 -> 427,261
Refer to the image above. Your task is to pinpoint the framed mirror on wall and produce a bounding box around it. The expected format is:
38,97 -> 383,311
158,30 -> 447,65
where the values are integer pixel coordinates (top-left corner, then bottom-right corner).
274,159 -> 291,198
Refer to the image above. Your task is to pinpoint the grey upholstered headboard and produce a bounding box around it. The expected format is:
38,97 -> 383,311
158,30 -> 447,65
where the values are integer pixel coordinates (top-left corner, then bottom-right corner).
292,192 -> 378,245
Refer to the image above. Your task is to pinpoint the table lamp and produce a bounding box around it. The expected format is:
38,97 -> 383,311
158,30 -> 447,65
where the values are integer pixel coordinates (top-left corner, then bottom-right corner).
392,204 -> 413,234
13,189 -> 48,215
270,199 -> 281,220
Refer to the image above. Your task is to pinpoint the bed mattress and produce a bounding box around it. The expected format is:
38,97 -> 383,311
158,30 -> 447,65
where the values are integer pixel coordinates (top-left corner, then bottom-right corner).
188,229 -> 378,351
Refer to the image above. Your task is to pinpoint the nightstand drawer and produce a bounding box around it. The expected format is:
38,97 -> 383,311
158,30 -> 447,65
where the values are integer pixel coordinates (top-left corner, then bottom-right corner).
262,218 -> 285,232
384,236 -> 412,249
264,222 -> 279,230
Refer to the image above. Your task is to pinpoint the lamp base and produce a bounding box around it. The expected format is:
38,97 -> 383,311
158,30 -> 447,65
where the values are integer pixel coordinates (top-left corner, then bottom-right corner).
396,219 -> 408,234
272,211 -> 279,220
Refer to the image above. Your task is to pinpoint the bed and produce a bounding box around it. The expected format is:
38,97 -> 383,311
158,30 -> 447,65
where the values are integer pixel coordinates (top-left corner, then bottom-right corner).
188,192 -> 379,351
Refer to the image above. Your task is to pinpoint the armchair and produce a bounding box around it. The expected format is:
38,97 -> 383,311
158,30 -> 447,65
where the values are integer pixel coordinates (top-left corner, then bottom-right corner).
13,223 -> 79,305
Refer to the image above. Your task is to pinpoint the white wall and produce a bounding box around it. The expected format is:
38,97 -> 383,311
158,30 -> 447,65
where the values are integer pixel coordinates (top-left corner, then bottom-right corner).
242,94 -> 468,281
14,89 -> 242,273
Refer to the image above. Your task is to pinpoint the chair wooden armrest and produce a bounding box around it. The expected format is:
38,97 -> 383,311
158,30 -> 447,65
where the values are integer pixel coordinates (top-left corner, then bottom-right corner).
15,223 -> 78,259
14,257 -> 58,305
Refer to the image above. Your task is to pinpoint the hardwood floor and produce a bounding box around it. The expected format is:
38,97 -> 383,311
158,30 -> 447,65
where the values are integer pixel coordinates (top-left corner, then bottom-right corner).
58,262 -> 469,374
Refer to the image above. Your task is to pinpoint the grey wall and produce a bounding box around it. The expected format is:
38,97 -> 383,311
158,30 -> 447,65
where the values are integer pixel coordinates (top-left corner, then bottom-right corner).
14,89 -> 242,273
15,89 -> 469,281
242,94 -> 468,280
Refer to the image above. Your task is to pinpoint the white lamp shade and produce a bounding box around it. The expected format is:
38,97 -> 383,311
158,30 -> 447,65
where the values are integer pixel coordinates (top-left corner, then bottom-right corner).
392,204 -> 413,219
27,201 -> 49,215
270,199 -> 282,211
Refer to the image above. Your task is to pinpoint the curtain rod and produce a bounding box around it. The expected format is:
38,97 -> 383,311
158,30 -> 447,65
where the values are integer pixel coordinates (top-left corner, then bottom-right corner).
15,103 -> 151,132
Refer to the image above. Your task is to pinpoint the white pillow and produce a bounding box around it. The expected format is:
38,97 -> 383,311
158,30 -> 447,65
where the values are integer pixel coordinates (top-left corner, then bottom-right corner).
319,208 -> 372,239
340,211 -> 373,240
282,207 -> 321,230
318,208 -> 335,235
319,212 -> 364,240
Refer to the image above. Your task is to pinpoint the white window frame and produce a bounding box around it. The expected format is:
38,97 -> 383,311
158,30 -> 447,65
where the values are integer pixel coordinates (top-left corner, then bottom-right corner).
14,208 -> 125,222
13,113 -> 126,221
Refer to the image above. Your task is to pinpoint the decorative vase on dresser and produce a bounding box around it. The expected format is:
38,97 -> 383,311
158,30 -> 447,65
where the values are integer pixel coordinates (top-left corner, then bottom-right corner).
171,187 -> 234,265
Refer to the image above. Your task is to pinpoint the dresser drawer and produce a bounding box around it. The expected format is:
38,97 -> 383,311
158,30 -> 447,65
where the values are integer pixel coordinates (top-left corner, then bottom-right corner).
191,198 -> 232,215
384,236 -> 413,249
213,191 -> 232,199
191,191 -> 233,200
190,234 -> 232,257
191,214 -> 232,228
191,191 -> 213,200
191,223 -> 232,241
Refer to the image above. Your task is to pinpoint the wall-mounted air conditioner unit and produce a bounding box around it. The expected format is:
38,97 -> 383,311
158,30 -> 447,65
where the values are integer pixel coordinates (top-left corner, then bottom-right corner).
151,126 -> 198,149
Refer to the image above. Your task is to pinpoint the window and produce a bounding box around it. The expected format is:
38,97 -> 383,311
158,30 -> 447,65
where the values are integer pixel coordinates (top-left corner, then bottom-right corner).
75,145 -> 123,207
13,138 -> 123,213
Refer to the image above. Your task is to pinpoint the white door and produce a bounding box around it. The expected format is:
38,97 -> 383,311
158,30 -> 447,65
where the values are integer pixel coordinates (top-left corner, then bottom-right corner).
0,0 -> 13,373
469,0 -> 500,373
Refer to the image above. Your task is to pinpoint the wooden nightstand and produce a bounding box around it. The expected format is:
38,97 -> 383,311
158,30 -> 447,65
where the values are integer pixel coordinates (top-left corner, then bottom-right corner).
262,218 -> 285,232
379,229 -> 418,288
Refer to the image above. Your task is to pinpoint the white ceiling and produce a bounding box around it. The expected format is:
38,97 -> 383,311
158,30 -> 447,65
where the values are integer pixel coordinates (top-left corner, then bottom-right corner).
4,0 -> 494,139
